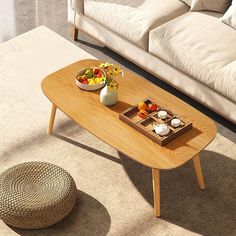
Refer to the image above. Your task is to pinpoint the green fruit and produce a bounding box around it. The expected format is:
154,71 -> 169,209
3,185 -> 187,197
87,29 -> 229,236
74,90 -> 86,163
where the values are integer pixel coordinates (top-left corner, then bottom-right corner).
84,69 -> 93,78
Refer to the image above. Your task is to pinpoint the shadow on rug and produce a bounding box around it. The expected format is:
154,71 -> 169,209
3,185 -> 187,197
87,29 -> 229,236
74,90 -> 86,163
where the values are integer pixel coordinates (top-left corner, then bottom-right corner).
9,190 -> 111,236
40,133 -> 235,235
119,150 -> 236,236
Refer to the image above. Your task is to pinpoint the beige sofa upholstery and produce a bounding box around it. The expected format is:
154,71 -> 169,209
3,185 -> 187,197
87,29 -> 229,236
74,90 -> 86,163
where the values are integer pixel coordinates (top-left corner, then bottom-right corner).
149,11 -> 236,103
83,0 -> 189,50
68,0 -> 236,124
72,0 -> 84,14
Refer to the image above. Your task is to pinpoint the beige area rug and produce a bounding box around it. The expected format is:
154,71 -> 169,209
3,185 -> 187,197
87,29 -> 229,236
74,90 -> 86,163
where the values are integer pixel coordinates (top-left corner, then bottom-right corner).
0,26 -> 235,236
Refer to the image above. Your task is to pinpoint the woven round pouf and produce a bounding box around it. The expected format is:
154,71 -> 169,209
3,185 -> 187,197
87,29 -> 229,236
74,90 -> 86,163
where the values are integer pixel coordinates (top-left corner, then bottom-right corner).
0,162 -> 77,229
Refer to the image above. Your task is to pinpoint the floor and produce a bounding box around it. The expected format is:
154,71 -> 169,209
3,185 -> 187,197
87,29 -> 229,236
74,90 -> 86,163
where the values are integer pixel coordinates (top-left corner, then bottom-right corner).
0,1 -> 236,236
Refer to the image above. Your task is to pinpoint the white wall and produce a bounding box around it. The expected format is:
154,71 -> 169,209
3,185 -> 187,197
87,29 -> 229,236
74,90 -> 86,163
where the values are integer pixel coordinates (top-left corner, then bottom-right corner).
0,0 -> 16,42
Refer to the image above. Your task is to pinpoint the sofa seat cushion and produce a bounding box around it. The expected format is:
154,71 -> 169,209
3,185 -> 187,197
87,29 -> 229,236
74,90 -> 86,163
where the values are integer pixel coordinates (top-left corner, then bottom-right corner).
84,0 -> 189,50
149,11 -> 236,103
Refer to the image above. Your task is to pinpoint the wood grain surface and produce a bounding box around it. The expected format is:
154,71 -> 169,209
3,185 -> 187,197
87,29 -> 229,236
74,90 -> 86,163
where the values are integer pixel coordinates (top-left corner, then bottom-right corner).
41,59 -> 217,170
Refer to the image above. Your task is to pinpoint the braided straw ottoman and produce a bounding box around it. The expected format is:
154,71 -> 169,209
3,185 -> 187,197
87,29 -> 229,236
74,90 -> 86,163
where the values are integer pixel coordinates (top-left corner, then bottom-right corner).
0,162 -> 77,229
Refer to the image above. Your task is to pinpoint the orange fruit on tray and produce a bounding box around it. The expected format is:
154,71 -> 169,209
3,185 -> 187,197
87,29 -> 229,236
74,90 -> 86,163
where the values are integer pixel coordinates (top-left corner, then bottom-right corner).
138,109 -> 148,119
138,101 -> 147,111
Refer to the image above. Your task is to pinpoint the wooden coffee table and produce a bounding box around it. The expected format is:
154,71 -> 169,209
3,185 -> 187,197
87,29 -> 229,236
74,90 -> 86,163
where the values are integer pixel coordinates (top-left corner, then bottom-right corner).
41,59 -> 216,217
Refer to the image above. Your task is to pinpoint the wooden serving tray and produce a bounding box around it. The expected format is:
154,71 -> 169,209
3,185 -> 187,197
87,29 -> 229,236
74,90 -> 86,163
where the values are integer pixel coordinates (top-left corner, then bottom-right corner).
119,99 -> 192,146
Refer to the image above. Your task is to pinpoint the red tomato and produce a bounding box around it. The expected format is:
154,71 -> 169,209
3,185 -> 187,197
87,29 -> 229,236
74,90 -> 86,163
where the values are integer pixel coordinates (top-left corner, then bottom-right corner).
93,67 -> 100,75
148,102 -> 158,112
97,71 -> 103,78
77,75 -> 86,82
81,79 -> 88,84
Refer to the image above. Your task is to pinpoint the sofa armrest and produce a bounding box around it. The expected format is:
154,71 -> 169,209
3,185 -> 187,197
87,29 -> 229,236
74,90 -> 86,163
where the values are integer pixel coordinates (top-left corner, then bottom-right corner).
69,0 -> 84,15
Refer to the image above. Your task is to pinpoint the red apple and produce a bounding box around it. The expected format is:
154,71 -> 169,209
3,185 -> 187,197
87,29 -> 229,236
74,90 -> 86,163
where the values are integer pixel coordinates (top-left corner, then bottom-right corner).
148,102 -> 158,112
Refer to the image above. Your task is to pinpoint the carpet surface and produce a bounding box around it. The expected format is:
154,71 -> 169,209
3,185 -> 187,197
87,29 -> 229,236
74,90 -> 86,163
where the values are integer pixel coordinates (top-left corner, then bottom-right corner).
0,26 -> 235,236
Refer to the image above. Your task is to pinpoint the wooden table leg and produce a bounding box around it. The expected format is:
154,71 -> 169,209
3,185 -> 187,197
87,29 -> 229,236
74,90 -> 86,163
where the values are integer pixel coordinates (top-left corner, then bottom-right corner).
72,25 -> 78,41
47,103 -> 57,135
152,168 -> 160,217
193,154 -> 205,190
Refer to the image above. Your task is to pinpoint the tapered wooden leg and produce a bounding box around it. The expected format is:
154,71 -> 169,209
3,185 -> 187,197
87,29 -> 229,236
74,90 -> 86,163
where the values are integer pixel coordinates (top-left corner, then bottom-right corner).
47,103 -> 57,135
72,25 -> 78,41
193,154 -> 205,190
152,168 -> 160,217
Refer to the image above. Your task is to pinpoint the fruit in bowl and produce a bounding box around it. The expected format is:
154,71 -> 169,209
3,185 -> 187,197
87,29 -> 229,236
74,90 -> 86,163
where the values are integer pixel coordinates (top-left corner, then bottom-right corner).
76,67 -> 106,91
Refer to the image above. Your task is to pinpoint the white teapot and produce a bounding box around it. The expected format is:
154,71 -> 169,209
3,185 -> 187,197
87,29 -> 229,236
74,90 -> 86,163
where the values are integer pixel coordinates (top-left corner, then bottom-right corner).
153,124 -> 170,136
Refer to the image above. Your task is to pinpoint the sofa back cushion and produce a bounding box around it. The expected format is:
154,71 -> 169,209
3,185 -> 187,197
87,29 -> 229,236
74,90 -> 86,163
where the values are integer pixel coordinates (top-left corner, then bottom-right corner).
180,0 -> 192,6
190,0 -> 231,13
83,0 -> 189,50
149,11 -> 236,103
220,0 -> 236,29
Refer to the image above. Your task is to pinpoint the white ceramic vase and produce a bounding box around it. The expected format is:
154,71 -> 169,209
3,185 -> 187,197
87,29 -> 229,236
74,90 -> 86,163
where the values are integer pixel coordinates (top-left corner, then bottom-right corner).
100,82 -> 118,106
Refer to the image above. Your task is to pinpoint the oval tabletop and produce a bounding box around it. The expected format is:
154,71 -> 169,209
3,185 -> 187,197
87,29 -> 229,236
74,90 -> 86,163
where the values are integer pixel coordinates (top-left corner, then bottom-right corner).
41,59 -> 217,170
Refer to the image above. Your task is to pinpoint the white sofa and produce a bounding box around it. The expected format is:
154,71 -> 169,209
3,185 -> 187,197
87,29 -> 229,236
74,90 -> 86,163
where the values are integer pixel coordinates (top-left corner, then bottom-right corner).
68,0 -> 236,124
